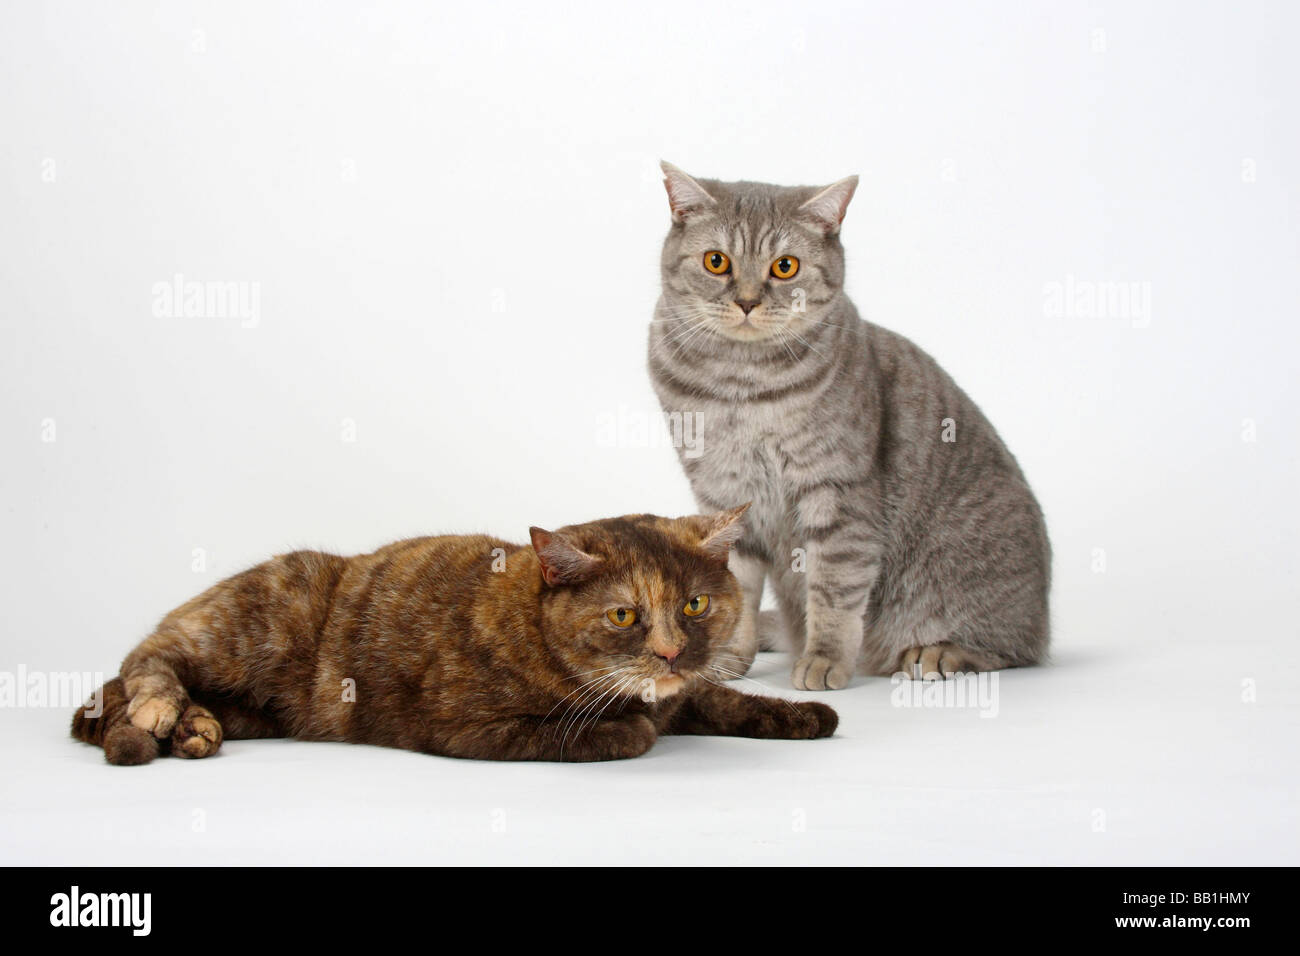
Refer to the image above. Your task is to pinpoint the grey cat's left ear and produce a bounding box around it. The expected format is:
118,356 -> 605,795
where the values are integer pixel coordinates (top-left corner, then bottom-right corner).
661,161 -> 717,223
798,175 -> 859,235
690,503 -> 751,560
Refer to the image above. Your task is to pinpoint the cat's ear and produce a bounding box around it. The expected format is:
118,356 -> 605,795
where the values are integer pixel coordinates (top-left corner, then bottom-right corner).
686,503 -> 751,561
661,161 -> 717,223
798,175 -> 859,235
529,528 -> 603,587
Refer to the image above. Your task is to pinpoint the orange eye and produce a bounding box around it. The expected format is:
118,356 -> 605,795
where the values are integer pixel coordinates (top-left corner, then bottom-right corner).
703,251 -> 731,275
607,608 -> 637,628
770,256 -> 799,279
683,595 -> 710,617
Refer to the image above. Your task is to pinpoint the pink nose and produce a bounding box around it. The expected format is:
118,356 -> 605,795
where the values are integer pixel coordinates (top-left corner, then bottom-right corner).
656,648 -> 681,672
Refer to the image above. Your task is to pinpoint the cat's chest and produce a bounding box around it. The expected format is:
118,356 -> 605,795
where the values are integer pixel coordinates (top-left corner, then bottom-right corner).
689,407 -> 790,510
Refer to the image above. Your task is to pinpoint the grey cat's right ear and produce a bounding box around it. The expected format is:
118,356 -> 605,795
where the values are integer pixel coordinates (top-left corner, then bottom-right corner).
661,161 -> 717,223
529,528 -> 603,587
798,175 -> 859,235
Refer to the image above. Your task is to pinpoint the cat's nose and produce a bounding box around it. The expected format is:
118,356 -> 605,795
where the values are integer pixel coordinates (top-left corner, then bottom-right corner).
658,650 -> 681,672
735,298 -> 760,315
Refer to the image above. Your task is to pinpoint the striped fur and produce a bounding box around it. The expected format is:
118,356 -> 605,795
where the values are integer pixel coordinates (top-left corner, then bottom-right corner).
648,165 -> 1050,689
71,510 -> 837,763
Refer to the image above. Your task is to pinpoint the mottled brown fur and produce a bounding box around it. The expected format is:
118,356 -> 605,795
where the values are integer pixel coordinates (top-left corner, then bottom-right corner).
72,508 -> 836,764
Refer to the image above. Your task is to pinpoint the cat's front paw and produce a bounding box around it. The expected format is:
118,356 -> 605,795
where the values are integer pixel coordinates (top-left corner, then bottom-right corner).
792,654 -> 853,691
791,700 -> 838,738
126,695 -> 181,738
564,714 -> 657,762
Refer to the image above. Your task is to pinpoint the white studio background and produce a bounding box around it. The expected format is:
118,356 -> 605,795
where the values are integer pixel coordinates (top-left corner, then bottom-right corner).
1,1 -> 1298,865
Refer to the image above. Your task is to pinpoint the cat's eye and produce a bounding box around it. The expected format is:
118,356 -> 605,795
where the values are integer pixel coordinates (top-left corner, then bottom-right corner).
771,256 -> 799,279
683,595 -> 710,617
703,251 -> 731,275
607,607 -> 637,628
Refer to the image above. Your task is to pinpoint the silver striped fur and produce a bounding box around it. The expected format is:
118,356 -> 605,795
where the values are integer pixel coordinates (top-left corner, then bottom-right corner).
648,164 -> 1050,689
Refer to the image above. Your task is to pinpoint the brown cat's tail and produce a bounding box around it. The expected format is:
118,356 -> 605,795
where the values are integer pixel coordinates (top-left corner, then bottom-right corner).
70,676 -> 160,766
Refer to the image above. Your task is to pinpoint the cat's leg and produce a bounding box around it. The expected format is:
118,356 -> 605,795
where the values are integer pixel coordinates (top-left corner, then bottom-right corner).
436,714 -> 658,762
880,591 -> 1042,679
71,677 -> 223,765
892,624 -> 1044,679
880,548 -> 1048,680
755,609 -> 790,651
714,548 -> 767,678
667,682 -> 836,739
791,530 -> 881,691
120,632 -> 195,739
770,561 -> 808,652
884,488 -> 1049,681
191,693 -> 285,740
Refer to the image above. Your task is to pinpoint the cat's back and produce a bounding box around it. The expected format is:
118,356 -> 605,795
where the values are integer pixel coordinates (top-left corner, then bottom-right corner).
861,318 -> 1036,491
347,533 -> 522,605
310,532 -> 534,724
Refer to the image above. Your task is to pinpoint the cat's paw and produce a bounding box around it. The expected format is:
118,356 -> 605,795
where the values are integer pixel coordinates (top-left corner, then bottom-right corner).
792,654 -> 853,690
790,700 -> 838,738
609,714 -> 658,758
127,695 -> 181,738
897,641 -> 984,680
564,714 -> 657,762
170,705 -> 223,759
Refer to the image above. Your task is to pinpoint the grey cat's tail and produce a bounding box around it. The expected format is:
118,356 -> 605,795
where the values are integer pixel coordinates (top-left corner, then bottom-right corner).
71,676 -> 160,766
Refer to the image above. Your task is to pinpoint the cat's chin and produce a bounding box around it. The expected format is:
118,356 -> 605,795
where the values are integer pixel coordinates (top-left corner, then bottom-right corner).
714,322 -> 789,344
651,674 -> 688,699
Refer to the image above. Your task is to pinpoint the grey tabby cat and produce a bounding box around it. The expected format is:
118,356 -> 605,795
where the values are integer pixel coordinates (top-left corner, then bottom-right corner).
648,162 -> 1050,690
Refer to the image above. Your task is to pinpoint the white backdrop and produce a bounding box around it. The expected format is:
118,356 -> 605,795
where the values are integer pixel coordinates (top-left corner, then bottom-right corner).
2,1 -> 1298,865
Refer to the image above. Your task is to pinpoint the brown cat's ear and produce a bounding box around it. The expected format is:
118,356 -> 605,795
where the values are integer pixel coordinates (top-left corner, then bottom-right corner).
798,175 -> 858,235
661,161 -> 717,223
529,528 -> 603,587
685,503 -> 751,561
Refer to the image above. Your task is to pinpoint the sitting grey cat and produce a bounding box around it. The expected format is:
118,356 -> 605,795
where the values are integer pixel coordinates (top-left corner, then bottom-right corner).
648,162 -> 1050,690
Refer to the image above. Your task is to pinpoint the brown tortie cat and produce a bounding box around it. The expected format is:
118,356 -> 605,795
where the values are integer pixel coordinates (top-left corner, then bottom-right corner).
72,506 -> 837,764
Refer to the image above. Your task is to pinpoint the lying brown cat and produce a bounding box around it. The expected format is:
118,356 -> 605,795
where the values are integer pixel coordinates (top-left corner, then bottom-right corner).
72,506 -> 836,763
